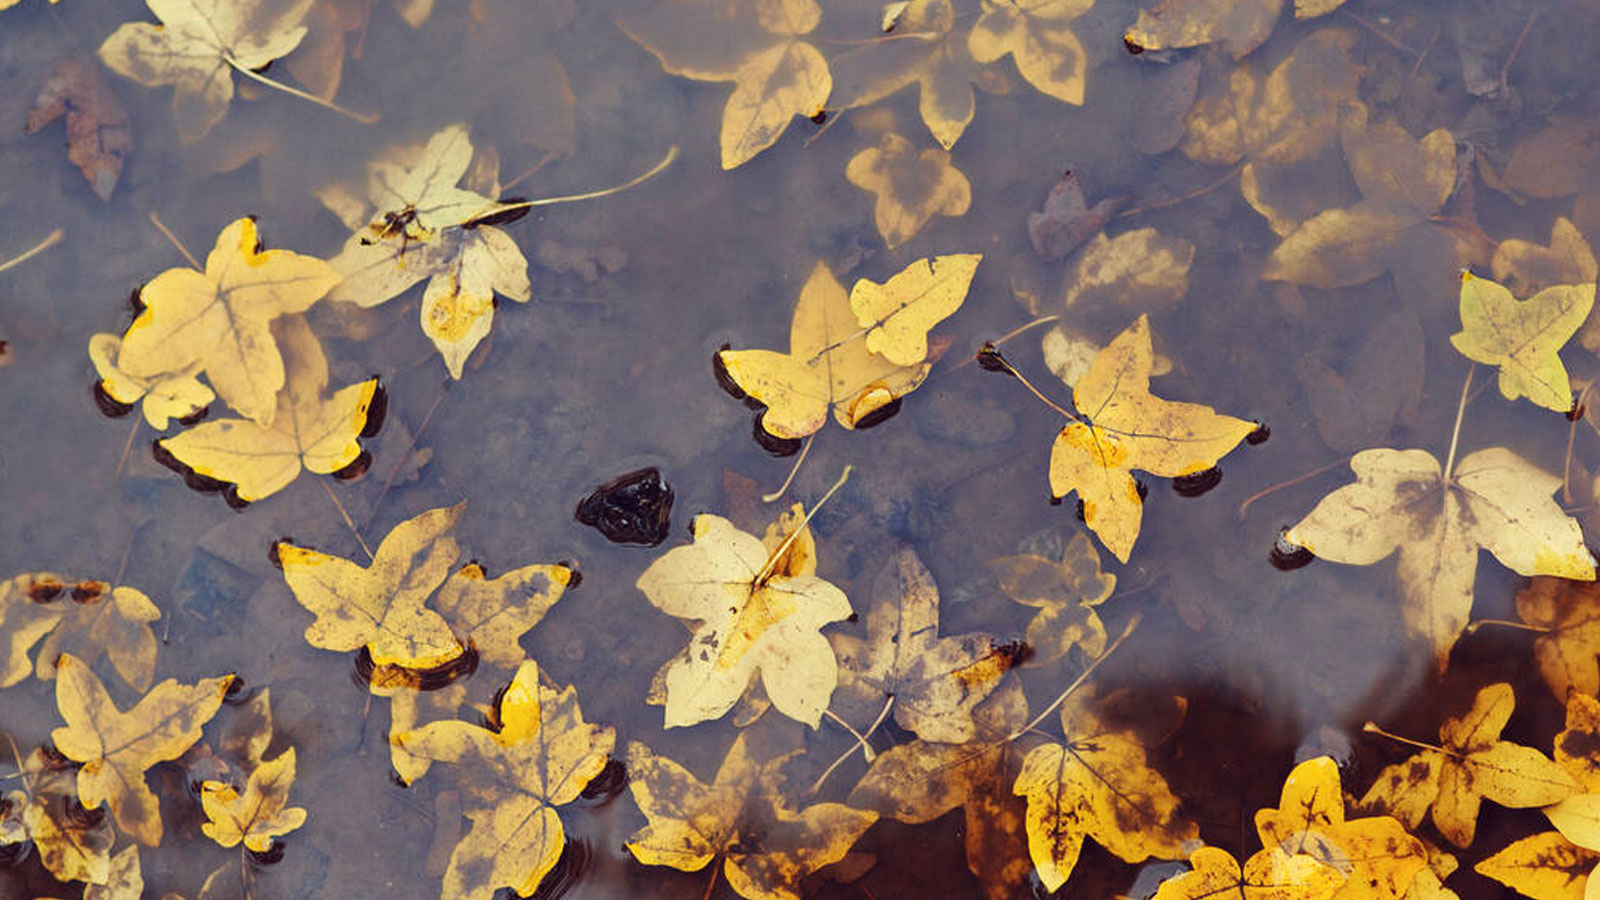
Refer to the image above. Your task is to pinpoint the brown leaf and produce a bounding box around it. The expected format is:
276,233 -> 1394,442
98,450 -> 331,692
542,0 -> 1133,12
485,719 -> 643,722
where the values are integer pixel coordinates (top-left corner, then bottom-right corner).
1028,170 -> 1122,262
1294,310 -> 1423,453
25,56 -> 133,202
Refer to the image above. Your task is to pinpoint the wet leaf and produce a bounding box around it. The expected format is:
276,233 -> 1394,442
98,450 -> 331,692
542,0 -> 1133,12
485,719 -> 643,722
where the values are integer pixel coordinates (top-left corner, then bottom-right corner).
1294,310 -> 1423,454
849,253 -> 980,365
277,502 -> 466,670
1027,170 -> 1122,262
831,546 -> 1015,743
967,0 -> 1092,106
1493,217 -> 1597,299
381,682 -> 465,785
827,0 -> 980,149
1125,0 -> 1281,58
1516,577 -> 1600,702
25,56 -> 133,202
635,505 -> 852,728
393,661 -> 615,900
16,748 -> 114,884
51,654 -> 231,846
199,749 -> 307,852
89,333 -> 213,430
1451,270 -> 1593,412
0,574 -> 159,692
1503,118 -> 1600,201
97,0 -> 315,141
625,734 -> 877,900
1058,228 -> 1194,312
846,132 -> 971,249
1153,846 -> 1344,900
1284,448 -> 1596,668
116,217 -> 341,425
82,845 -> 144,900
431,560 -> 573,668
1048,314 -> 1256,562
154,315 -> 378,503
1475,830 -> 1600,900
1357,683 -> 1577,848
620,0 -> 830,169
991,531 -> 1114,664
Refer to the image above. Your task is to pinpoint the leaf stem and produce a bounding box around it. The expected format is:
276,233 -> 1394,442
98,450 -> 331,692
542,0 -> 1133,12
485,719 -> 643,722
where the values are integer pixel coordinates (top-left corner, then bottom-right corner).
1361,721 -> 1459,758
754,465 -> 852,586
1464,618 -> 1549,635
473,146 -> 679,220
1442,364 -> 1474,482
1236,455 -> 1350,519
1006,613 -> 1140,742
762,433 -> 816,503
320,480 -> 375,562
226,58 -> 380,123
989,351 -> 1082,425
0,228 -> 62,276
810,696 -> 895,794
148,212 -> 200,268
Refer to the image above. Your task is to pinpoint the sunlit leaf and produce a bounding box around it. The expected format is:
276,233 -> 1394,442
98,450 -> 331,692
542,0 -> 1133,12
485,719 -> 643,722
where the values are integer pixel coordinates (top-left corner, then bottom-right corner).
89,333 -> 213,430
199,749 -> 307,853
1450,270 -> 1593,413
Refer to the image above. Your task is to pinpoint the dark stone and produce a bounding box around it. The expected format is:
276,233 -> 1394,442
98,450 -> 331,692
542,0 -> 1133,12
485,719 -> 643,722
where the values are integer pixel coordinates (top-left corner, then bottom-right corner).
575,467 -> 674,546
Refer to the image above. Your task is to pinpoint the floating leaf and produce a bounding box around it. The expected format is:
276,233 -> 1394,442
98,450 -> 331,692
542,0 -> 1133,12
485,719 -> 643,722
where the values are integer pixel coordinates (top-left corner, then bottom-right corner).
0,573 -> 158,692
849,253 -> 980,365
431,561 -> 572,669
1125,0 -> 1281,58
1516,577 -> 1600,702
89,333 -> 213,430
1450,270 -> 1593,413
1475,831 -> 1600,900
845,132 -> 971,249
1153,846 -> 1343,900
199,749 -> 307,853
827,0 -> 981,149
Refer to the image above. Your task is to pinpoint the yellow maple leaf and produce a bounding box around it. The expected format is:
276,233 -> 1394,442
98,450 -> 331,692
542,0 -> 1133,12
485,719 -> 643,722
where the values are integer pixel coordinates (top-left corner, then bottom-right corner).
1285,447 -> 1596,668
199,749 -> 307,852
50,654 -> 231,846
620,0 -> 830,169
1047,314 -> 1255,563
992,531 -> 1115,664
827,0 -> 981,149
626,734 -> 877,900
431,560 -> 573,668
635,505 -> 852,728
717,255 -> 978,440
89,333 -> 213,430
1451,270 -> 1594,413
324,124 -> 531,379
115,217 -> 341,425
0,574 -> 159,692
154,315 -> 379,504
277,502 -> 466,670
12,746 -> 114,884
1153,846 -> 1344,900
1013,690 -> 1198,892
1476,831 -> 1600,900
1358,683 -> 1577,848
392,660 -> 615,900
1255,756 -> 1427,900
97,0 -> 315,140
967,0 -> 1091,105
846,131 -> 971,249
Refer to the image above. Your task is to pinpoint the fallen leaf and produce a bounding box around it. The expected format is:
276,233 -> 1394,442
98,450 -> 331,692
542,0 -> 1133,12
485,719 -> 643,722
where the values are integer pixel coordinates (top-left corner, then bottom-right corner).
392,661 -> 615,900
1357,683 -> 1577,848
25,56 -> 133,202
1493,217 -> 1597,299
831,546 -> 1017,743
1134,58 -> 1201,155
826,0 -> 981,149
15,747 -> 114,884
635,505 -> 852,728
277,502 -> 466,670
153,314 -> 379,504
381,682 -> 465,785
1047,314 -> 1255,562
0,574 -> 159,692
849,252 -> 980,365
1152,846 -> 1343,900
1476,830 -> 1600,900
116,217 -> 342,425
1502,118 -> 1600,201
82,845 -> 143,900
199,749 -> 307,852
284,0 -> 369,101
625,734 -> 878,900
97,0 -> 315,140
1294,310 -> 1424,454
1516,577 -> 1600,702
431,560 -> 573,668
619,0 -> 830,169
967,0 -> 1092,105
1450,270 -> 1593,413
89,333 -> 213,430
1125,0 -> 1281,58
51,654 -> 232,846
1284,447 -> 1596,668
991,530 -> 1115,664
1027,170 -> 1122,262
846,132 -> 971,249
1058,228 -> 1194,312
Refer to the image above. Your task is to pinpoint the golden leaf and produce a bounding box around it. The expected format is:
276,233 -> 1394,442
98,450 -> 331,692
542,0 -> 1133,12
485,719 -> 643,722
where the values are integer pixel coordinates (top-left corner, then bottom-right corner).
1125,0 -> 1281,58
431,561 -> 573,668
1285,448 -> 1596,668
831,546 -> 1018,743
1048,314 -> 1255,562
845,132 -> 971,249
1475,831 -> 1600,900
635,506 -> 852,728
16,748 -> 114,884
392,661 -> 615,900
0,574 -> 158,692
381,681 -> 465,784
97,0 -> 314,140
89,333 -> 213,430
1450,270 -> 1593,413
116,217 -> 341,425
1492,217 -> 1597,299
50,654 -> 231,846
849,253 -> 980,365
199,749 -> 307,852
277,502 -> 466,670
827,0 -> 980,149
991,531 -> 1115,664
1153,846 -> 1344,900
81,845 -> 143,900
967,0 -> 1091,105
625,734 -> 877,900
1555,691 -> 1600,793
154,315 -> 378,504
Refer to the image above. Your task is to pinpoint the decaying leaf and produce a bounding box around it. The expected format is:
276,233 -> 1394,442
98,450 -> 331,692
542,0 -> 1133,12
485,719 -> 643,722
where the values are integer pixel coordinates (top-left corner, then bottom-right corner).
1493,217 -> 1597,299
51,654 -> 231,846
635,505 -> 852,728
0,573 -> 158,692
14,747 -> 115,884
89,333 -> 213,430
1153,846 -> 1343,900
277,502 -> 466,670
1047,314 -> 1255,562
1475,830 -> 1600,900
1502,118 -> 1600,201
967,0 -> 1092,105
846,132 -> 971,249
717,255 -> 979,439
431,561 -> 573,668
619,0 -> 830,169
1027,170 -> 1123,262
1125,0 -> 1281,58
1294,310 -> 1423,454
199,748 -> 307,852
25,56 -> 133,202
1284,447 -> 1596,668
392,661 -> 615,900
991,531 -> 1115,664
154,315 -> 379,504
831,546 -> 1017,743
826,0 -> 982,149
97,0 -> 315,140
1516,577 -> 1600,702
1358,683 -> 1577,848
116,217 -> 342,425
626,734 -> 878,900
1450,270 -> 1593,413
1057,229 -> 1194,312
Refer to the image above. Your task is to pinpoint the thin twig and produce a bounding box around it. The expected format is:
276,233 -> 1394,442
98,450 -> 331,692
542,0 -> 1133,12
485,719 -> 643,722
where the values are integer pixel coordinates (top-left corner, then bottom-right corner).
476,147 -> 679,219
361,384 -> 447,535
1116,165 -> 1241,220
1499,11 -> 1538,88
763,433 -> 816,503
148,212 -> 200,268
500,150 -> 560,192
1236,456 -> 1350,519
0,229 -> 63,276
754,466 -> 853,586
1464,618 -> 1548,636
1006,614 -> 1141,742
114,415 -> 140,480
1442,365 -> 1474,482
321,480 -> 375,562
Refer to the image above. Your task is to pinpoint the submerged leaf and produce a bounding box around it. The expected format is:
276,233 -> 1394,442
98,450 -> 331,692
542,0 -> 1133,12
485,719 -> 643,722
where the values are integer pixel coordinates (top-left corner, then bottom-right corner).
967,0 -> 1092,105
846,132 -> 971,249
